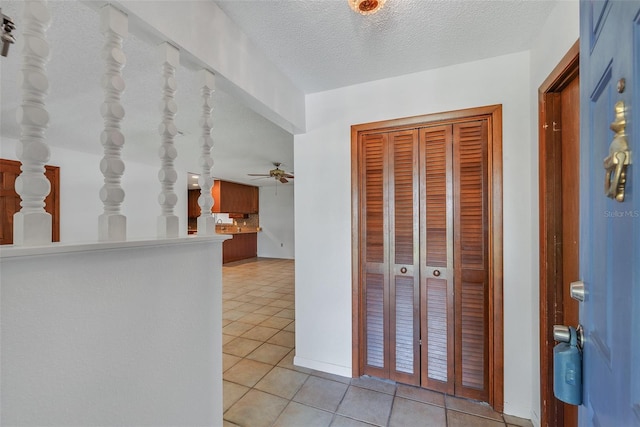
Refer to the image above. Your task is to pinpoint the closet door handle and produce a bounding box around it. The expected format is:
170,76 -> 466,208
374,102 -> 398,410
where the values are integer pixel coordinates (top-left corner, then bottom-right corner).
400,267 -> 407,274
433,270 -> 441,277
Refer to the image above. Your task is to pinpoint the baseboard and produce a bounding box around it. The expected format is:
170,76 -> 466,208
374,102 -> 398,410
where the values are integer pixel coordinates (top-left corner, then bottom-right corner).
530,408 -> 541,427
293,355 -> 353,379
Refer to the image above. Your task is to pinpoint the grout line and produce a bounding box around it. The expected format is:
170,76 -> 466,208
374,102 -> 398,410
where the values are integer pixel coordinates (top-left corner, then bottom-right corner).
386,388 -> 397,427
225,259 -> 518,427
444,403 -> 449,426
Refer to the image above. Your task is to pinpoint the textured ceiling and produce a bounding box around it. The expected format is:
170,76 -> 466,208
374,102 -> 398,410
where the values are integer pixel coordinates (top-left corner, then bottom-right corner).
214,0 -> 556,93
1,0 -> 557,189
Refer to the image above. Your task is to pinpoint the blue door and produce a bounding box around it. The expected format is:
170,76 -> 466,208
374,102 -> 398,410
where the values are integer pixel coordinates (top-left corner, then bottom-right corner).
579,0 -> 640,425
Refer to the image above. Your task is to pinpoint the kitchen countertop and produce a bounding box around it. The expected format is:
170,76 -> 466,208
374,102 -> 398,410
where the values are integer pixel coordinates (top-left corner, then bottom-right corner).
216,227 -> 261,235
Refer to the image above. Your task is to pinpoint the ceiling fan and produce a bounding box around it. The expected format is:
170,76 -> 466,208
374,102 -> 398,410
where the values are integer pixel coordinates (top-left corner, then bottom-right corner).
248,162 -> 294,183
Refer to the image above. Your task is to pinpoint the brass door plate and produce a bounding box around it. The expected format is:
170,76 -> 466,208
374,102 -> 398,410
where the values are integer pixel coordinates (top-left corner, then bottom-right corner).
604,101 -> 631,202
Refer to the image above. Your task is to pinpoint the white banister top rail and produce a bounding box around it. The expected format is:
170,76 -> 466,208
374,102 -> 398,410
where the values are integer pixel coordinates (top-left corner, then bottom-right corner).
0,234 -> 230,259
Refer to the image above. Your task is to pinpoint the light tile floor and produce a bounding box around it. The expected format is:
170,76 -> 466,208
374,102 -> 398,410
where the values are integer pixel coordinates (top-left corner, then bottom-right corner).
222,258 -> 533,427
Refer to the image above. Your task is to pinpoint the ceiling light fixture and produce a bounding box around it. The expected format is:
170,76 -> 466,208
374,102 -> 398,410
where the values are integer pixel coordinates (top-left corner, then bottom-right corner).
348,0 -> 386,15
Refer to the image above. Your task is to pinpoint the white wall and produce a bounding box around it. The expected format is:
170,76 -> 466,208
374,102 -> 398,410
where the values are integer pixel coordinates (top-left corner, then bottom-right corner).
1,137 -> 189,243
0,237 -> 225,426
527,1 -> 580,425
294,51 -> 535,417
106,0 -> 305,134
258,185 -> 295,259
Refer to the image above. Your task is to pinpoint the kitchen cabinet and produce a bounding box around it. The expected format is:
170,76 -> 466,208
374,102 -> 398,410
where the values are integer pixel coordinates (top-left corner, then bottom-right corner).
211,180 -> 258,214
222,232 -> 257,264
188,189 -> 201,218
188,180 -> 259,217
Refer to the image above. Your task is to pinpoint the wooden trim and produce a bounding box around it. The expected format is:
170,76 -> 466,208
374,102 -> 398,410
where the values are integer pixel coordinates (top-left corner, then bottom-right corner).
351,105 -> 503,135
47,164 -> 60,242
351,104 -> 504,410
489,108 -> 504,413
351,126 -> 362,377
538,40 -> 579,427
0,159 -> 60,243
539,41 -> 580,95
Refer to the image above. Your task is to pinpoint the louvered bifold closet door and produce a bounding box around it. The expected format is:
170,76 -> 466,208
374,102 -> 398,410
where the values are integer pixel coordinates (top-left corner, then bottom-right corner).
419,125 -> 455,393
360,130 -> 420,384
453,120 -> 490,401
388,130 -> 420,385
361,132 -> 389,379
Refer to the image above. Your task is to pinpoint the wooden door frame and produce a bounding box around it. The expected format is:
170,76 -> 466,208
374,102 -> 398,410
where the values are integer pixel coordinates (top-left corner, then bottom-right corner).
538,40 -> 579,427
0,158 -> 60,243
351,104 -> 504,411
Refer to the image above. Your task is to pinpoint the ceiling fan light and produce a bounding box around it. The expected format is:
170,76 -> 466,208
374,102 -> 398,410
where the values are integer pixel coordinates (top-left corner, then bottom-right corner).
348,0 -> 386,15
248,162 -> 294,184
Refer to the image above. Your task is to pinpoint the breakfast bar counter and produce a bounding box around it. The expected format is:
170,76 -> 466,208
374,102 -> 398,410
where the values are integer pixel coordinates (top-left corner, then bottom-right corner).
216,227 -> 259,263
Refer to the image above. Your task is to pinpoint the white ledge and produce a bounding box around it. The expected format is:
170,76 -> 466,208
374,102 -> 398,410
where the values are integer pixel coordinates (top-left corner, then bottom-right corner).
0,234 -> 231,259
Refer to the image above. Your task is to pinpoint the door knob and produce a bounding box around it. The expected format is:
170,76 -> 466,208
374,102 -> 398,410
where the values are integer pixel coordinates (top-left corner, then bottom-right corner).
570,281 -> 585,302
400,267 -> 407,274
554,324 -> 584,349
433,269 -> 441,277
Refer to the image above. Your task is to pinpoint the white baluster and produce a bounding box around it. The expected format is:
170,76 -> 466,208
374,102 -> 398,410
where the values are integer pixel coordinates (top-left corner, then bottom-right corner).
157,43 -> 179,238
13,0 -> 52,246
98,5 -> 128,242
197,69 -> 216,236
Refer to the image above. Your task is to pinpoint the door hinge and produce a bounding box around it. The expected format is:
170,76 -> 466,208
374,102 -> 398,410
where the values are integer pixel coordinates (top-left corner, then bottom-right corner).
419,339 -> 422,346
